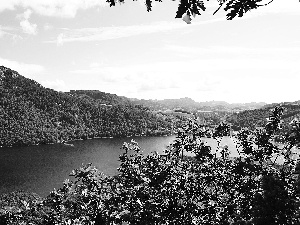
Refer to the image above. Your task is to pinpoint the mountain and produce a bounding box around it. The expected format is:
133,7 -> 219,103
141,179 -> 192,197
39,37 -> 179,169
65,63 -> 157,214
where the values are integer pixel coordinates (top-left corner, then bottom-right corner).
0,66 -> 185,147
229,102 -> 267,110
129,97 -> 198,111
130,98 -> 266,112
65,91 -> 266,113
262,100 -> 300,109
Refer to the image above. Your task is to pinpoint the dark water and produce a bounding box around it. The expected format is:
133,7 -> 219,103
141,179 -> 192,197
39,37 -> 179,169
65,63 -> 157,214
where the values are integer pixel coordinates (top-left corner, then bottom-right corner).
0,136 -> 239,197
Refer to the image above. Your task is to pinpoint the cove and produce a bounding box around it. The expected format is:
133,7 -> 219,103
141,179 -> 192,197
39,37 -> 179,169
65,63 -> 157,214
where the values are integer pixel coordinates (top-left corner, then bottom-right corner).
0,136 -> 239,197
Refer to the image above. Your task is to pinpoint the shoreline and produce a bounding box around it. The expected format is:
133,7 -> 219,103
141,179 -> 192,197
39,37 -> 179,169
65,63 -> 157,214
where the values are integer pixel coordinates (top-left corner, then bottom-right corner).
0,133 -> 175,148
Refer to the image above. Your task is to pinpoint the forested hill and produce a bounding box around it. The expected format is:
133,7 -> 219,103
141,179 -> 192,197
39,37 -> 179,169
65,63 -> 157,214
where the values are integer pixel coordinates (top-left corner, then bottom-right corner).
226,102 -> 300,130
0,66 -> 185,147
67,90 -> 131,106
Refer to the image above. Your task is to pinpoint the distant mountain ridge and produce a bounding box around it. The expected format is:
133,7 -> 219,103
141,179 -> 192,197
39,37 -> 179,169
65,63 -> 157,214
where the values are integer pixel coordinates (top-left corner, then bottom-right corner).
262,100 -> 300,109
68,91 -> 267,112
129,97 -> 266,111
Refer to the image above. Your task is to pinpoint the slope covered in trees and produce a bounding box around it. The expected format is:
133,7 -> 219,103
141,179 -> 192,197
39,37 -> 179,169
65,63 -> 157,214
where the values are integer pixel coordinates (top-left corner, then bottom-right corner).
67,90 -> 131,106
0,66 -> 186,147
227,102 -> 300,131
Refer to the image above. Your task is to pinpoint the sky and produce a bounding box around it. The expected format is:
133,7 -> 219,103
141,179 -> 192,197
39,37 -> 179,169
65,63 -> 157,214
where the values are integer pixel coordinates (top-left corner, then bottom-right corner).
0,0 -> 300,104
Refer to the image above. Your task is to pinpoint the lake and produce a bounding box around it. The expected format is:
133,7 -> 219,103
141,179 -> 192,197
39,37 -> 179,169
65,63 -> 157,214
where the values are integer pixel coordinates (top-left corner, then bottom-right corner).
0,136 -> 240,197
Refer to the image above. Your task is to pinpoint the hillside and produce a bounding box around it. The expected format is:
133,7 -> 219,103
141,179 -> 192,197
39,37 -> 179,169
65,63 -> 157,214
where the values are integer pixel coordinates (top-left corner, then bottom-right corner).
67,90 -> 131,106
0,66 -> 186,147
226,102 -> 300,130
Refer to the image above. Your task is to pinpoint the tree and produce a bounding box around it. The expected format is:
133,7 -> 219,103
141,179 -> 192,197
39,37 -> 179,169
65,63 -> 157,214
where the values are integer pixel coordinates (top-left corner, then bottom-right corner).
106,0 -> 278,21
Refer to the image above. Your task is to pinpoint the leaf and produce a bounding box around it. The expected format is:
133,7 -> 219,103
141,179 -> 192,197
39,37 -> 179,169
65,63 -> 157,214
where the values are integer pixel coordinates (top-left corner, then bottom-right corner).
224,0 -> 262,20
176,0 -> 206,20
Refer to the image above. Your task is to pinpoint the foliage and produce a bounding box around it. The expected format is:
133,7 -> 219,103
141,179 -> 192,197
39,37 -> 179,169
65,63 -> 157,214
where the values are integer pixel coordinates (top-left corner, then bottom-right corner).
0,191 -> 45,225
68,90 -> 131,106
1,106 -> 300,224
105,0 -> 278,21
227,103 -> 300,131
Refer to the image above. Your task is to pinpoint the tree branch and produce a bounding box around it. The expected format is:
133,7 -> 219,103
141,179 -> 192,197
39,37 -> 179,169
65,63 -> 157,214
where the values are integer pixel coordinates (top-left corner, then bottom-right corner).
213,1 -> 226,15
257,0 -> 275,7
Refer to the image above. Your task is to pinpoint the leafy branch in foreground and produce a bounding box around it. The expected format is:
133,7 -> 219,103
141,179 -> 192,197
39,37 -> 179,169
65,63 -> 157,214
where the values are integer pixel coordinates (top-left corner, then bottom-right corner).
1,106 -> 300,224
106,0 -> 282,21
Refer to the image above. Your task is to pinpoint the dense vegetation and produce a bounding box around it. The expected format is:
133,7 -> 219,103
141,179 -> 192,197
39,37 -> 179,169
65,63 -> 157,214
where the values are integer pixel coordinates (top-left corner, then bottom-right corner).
1,106 -> 300,224
67,90 -> 131,106
227,103 -> 300,131
0,66 -> 187,147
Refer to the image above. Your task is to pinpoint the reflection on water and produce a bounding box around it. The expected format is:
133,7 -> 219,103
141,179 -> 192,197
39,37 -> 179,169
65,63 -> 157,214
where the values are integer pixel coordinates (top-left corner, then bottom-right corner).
0,136 -> 239,197
0,136 -> 175,197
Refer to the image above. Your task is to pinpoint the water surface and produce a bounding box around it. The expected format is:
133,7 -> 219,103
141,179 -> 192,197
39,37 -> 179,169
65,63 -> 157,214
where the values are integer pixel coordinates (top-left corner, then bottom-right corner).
0,136 -> 239,197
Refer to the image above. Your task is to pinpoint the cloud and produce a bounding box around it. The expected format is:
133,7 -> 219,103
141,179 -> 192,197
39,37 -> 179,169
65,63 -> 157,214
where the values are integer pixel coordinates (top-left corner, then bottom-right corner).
20,20 -> 37,35
45,19 -> 224,44
253,0 -> 300,15
69,45 -> 300,103
23,8 -> 32,19
0,0 -> 18,12
89,62 -> 103,68
164,45 -> 300,59
19,9 -> 37,35
12,34 -> 23,42
56,33 -> 65,46
0,29 -> 5,38
0,26 -> 23,43
47,21 -> 186,43
0,26 -> 16,38
0,0 -> 108,18
0,57 -> 44,78
43,23 -> 53,31
69,61 -> 227,100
